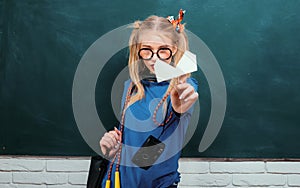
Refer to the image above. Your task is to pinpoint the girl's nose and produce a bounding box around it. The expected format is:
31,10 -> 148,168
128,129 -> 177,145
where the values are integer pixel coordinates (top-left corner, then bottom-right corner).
151,53 -> 159,62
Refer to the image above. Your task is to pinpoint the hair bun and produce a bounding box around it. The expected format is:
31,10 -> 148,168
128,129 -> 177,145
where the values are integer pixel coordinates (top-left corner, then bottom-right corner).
133,21 -> 142,29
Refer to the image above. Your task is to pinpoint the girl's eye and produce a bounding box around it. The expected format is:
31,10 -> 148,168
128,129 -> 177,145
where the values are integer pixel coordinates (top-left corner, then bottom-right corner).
139,49 -> 153,59
140,49 -> 152,57
158,49 -> 172,59
159,50 -> 169,55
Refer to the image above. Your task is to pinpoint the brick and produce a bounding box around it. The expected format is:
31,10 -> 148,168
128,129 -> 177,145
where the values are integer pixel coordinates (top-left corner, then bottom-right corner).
179,174 -> 231,186
0,159 -> 44,171
210,162 -> 265,174
45,173 -> 68,185
68,173 -> 89,185
233,174 -> 286,186
178,186 -> 239,188
179,160 -> 209,174
0,172 -> 11,183
230,187 -> 286,188
7,184 -> 47,188
288,175 -> 300,186
0,185 -> 11,188
47,185 -> 86,188
0,185 -> 15,188
13,172 -> 68,184
267,162 -> 300,174
46,160 -> 90,172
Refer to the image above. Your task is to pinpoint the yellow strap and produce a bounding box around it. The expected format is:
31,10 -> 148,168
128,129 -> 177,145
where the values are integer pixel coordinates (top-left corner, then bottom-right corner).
115,171 -> 120,188
105,180 -> 111,188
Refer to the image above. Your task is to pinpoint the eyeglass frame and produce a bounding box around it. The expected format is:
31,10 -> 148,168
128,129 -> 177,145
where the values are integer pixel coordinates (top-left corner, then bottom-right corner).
138,47 -> 173,61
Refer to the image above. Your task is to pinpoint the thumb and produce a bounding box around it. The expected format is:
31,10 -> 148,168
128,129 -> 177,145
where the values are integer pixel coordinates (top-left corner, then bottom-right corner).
178,74 -> 188,84
170,85 -> 177,96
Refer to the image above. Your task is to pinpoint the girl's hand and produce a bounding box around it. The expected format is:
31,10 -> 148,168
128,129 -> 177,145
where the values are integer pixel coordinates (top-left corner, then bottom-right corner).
171,75 -> 198,114
99,127 -> 121,159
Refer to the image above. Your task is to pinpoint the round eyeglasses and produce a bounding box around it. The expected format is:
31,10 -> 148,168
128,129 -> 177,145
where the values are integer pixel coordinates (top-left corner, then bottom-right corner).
138,48 -> 172,61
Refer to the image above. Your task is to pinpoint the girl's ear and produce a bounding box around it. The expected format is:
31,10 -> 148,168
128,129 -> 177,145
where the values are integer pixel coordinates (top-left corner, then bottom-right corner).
172,46 -> 178,55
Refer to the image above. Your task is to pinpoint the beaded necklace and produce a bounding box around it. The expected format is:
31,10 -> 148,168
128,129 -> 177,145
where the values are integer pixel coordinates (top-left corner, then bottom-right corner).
105,80 -> 174,188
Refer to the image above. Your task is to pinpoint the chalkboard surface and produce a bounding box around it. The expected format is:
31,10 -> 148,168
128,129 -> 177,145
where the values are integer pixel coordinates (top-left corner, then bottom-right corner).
0,0 -> 300,158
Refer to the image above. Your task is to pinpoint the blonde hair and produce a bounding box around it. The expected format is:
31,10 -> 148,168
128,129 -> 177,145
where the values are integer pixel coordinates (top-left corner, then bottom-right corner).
127,15 -> 190,108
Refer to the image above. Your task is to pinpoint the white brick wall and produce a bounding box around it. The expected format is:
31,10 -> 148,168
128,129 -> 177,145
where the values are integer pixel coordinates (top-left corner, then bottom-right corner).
0,156 -> 300,187
0,156 -> 89,188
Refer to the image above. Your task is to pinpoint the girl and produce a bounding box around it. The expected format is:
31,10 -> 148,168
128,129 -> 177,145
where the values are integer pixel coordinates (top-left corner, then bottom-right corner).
100,11 -> 198,188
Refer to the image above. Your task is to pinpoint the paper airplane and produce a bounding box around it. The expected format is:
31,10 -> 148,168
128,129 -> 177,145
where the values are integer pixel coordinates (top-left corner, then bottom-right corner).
154,50 -> 197,82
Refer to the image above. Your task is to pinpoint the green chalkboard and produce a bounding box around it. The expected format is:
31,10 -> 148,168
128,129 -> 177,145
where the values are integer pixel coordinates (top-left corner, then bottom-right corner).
1,0 -> 300,158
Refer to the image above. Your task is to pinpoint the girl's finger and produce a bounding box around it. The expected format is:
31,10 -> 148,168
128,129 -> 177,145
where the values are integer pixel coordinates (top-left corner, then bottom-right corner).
109,130 -> 120,143
100,137 -> 120,159
179,86 -> 195,101
182,91 -> 199,103
101,146 -> 108,157
102,143 -> 117,159
114,127 -> 122,141
175,83 -> 189,97
100,139 -> 114,151
104,133 -> 117,148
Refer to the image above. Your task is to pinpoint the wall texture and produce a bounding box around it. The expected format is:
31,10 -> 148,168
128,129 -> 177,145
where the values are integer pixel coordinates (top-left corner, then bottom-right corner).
0,156 -> 300,187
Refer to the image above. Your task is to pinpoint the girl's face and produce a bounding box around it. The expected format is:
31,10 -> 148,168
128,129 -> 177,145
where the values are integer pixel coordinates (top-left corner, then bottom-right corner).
139,33 -> 177,74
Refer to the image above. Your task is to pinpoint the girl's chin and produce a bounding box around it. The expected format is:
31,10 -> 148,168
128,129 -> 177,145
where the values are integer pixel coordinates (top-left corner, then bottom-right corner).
150,66 -> 155,73
146,67 -> 155,74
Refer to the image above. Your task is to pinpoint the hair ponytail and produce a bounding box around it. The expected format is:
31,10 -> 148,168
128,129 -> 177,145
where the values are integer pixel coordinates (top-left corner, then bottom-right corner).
132,20 -> 142,29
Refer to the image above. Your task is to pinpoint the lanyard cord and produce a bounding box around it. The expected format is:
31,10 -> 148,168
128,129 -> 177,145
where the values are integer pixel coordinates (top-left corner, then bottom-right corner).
105,81 -> 174,187
106,82 -> 133,183
152,90 -> 174,126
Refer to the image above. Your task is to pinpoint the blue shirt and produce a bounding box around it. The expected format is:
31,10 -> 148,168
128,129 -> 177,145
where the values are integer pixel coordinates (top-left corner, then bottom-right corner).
102,77 -> 198,188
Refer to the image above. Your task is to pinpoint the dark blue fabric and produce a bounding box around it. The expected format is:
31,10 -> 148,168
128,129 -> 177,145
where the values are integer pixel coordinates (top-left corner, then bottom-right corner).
102,77 -> 198,188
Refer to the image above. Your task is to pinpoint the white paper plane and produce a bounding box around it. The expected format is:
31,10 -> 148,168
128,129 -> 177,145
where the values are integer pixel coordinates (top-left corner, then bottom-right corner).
154,50 -> 198,82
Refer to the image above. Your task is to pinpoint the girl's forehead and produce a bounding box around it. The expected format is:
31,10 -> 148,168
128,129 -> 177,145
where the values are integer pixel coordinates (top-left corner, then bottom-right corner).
139,32 -> 173,47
